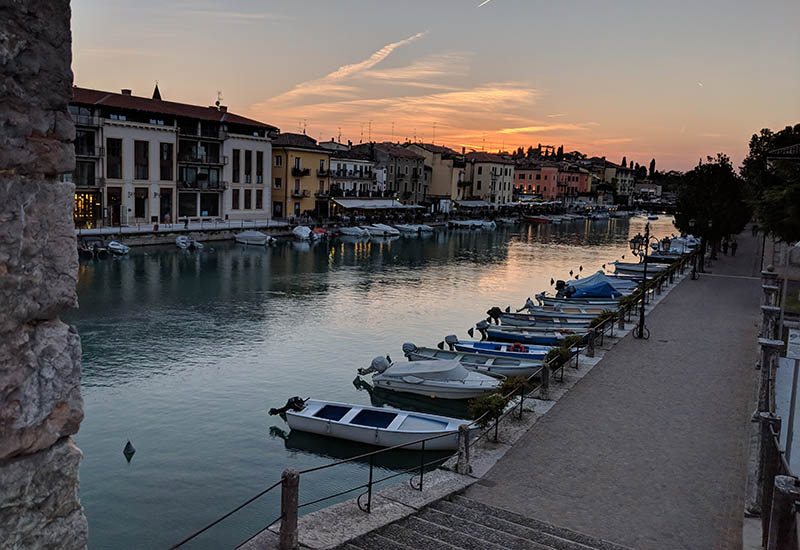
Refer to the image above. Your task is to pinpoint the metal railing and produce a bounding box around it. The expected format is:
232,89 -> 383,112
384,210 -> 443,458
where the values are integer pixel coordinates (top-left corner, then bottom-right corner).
169,250 -> 696,550
758,415 -> 800,550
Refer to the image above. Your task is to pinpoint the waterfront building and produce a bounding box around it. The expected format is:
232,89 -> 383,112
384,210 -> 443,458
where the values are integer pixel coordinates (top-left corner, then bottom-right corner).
68,85 -> 277,228
514,161 -> 559,199
351,143 -> 426,205
329,149 -> 378,197
271,133 -> 332,219
405,143 -> 463,211
463,152 -> 515,206
557,164 -> 592,203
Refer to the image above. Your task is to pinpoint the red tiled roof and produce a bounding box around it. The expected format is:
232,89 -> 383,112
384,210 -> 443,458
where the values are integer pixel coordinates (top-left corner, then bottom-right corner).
411,143 -> 460,156
374,142 -> 424,160
71,86 -> 278,131
271,132 -> 328,151
465,151 -> 515,165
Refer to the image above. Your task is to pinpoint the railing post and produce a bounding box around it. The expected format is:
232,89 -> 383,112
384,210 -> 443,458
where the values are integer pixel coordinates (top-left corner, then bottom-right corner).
279,469 -> 299,550
758,339 -> 784,413
617,307 -> 625,330
540,363 -> 550,400
758,413 -> 782,534
586,328 -> 596,357
762,268 -> 780,306
456,424 -> 472,474
766,475 -> 800,550
761,305 -> 782,340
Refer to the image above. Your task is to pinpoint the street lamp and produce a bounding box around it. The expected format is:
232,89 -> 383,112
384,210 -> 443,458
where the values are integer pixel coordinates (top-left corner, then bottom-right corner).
689,218 -> 698,280
629,222 -> 657,339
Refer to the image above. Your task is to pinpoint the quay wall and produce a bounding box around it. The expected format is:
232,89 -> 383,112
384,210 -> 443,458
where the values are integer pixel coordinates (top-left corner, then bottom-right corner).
0,2 -> 88,549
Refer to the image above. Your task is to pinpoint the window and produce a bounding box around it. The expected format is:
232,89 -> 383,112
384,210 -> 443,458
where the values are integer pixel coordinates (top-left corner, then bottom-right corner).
519,173 -> 524,180
73,161 -> 95,187
256,151 -> 264,183
274,177 -> 282,189
404,165 -> 408,175
529,174 -> 532,180
160,143 -> 173,181
255,189 -> 263,209
245,150 -> 252,183
319,159 -> 325,171
244,189 -> 252,209
274,155 -> 283,167
232,149 -> 240,183
179,166 -> 197,185
134,141 -> 149,180
294,157 -> 301,169
477,181 -> 482,190
318,180 -> 325,194
536,174 -> 541,180
477,166 -> 483,175
75,129 -> 95,156
232,189 -> 240,209
107,138 -> 122,179
390,165 -> 394,174
294,179 -> 300,193
178,192 -> 197,217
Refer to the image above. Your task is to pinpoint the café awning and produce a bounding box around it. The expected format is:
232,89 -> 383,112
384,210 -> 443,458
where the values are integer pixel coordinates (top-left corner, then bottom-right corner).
332,198 -> 423,210
453,200 -> 490,208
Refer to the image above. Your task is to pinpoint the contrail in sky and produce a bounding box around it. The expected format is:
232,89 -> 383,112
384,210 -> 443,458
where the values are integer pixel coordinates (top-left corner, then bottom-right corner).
477,0 -> 494,7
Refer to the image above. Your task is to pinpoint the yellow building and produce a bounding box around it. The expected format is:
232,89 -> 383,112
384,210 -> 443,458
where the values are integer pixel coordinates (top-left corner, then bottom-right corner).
271,133 -> 331,219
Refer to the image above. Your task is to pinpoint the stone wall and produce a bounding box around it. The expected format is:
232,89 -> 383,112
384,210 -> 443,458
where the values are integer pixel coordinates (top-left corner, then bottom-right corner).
1,1 -> 88,548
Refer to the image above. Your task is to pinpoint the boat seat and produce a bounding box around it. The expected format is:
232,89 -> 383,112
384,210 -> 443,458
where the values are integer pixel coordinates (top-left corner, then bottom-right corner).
350,409 -> 396,429
313,405 -> 350,422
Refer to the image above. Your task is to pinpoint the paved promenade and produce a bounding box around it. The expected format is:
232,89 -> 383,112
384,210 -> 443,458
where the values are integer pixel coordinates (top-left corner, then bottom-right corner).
466,231 -> 762,549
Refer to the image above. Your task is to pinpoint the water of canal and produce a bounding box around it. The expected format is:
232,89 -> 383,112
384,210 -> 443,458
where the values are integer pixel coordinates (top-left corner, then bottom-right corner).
68,215 -> 676,549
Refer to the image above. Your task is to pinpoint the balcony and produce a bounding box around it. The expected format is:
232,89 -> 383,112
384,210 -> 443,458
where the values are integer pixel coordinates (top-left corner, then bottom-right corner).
291,189 -> 310,198
178,155 -> 228,166
177,180 -> 228,191
292,167 -> 310,177
71,114 -> 102,127
332,169 -> 374,180
75,146 -> 104,158
316,168 -> 332,177
178,127 -> 227,140
314,191 -> 330,198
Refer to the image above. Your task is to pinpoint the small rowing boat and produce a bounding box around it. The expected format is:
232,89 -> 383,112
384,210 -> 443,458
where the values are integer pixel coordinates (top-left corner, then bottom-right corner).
402,342 -> 543,378
484,325 -> 588,346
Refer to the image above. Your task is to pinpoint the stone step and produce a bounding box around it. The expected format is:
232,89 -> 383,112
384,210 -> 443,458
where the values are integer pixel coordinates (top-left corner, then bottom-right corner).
418,507 -> 553,550
432,499 -> 596,550
452,495 -> 634,550
380,522 -> 462,550
398,515 -> 507,550
344,531 -> 416,550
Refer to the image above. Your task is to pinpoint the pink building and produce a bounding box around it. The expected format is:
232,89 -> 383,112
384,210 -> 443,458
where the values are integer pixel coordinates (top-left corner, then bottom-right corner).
514,163 -> 559,198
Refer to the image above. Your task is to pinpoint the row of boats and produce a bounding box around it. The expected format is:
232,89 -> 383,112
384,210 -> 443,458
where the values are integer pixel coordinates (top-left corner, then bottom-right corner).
271,233 -> 698,451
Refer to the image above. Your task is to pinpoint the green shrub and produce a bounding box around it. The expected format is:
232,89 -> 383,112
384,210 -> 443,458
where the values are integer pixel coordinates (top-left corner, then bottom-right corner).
560,334 -> 585,349
588,310 -> 617,328
545,346 -> 572,368
498,375 -> 535,397
468,394 -> 508,427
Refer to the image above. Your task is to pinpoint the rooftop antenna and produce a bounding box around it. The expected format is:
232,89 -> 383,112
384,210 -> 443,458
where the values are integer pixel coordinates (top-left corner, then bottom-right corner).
359,122 -> 364,143
368,120 -> 372,142
337,127 -> 342,143
391,121 -> 395,141
302,119 -> 307,135
414,128 -> 417,143
432,122 -> 436,145
216,90 -> 223,107
482,134 -> 486,151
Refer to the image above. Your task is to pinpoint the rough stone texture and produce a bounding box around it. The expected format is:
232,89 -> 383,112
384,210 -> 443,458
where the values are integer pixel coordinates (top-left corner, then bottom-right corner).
0,319 -> 83,460
0,438 -> 88,549
0,176 -> 79,331
0,1 -> 87,548
0,0 -> 75,175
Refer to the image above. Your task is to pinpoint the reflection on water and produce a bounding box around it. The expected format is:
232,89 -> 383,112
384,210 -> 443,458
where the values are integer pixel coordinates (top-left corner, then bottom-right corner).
69,216 -> 675,549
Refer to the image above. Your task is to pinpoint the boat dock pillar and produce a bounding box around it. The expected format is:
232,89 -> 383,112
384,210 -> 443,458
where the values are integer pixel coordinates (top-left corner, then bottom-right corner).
280,469 -> 299,550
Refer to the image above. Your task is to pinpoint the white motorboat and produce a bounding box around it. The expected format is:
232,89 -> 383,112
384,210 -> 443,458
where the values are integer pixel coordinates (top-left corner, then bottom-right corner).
394,224 -> 421,233
647,215 -> 659,220
357,356 -> 499,400
449,220 -> 483,229
402,343 -> 542,378
366,223 -> 400,236
612,261 -> 667,275
292,226 -> 320,240
175,236 -> 203,250
235,230 -> 275,246
535,293 -> 620,308
482,220 -> 497,230
107,240 -> 130,255
278,398 -> 472,450
338,226 -> 369,237
418,224 -> 434,232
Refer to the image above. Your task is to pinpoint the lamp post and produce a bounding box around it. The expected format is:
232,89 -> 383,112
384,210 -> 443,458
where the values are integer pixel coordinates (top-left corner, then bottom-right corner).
689,218 -> 698,280
629,222 -> 656,339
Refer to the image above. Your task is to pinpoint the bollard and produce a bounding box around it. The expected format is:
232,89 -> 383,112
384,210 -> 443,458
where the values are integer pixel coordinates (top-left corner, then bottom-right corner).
766,475 -> 800,550
758,413 -> 782,534
586,329 -> 596,357
280,469 -> 299,550
617,308 -> 625,330
456,424 -> 472,474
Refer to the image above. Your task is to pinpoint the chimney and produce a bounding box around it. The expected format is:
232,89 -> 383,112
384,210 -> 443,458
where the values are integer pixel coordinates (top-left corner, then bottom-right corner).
347,140 -> 352,148
462,147 -> 465,155
121,89 -> 132,95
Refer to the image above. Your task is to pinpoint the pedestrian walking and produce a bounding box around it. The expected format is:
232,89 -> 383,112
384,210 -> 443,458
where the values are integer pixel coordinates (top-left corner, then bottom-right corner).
730,241 -> 738,256
722,239 -> 729,255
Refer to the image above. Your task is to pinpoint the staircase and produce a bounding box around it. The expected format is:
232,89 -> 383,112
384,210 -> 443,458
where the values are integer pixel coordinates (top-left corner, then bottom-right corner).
340,495 -> 633,550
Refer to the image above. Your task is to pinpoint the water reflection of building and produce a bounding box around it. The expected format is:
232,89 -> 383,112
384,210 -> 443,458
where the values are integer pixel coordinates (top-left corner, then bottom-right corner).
67,85 -> 278,228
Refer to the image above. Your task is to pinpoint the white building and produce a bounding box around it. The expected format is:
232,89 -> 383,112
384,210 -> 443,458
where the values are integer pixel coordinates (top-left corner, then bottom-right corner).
329,150 -> 378,196
68,85 -> 278,228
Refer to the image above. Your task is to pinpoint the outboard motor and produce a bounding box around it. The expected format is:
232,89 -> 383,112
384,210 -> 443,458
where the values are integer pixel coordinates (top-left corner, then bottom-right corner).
357,356 -> 391,376
486,307 -> 504,324
555,280 -> 566,291
475,320 -> 490,341
402,343 -> 418,357
269,396 -> 308,419
535,292 -> 545,306
518,297 -> 536,312
564,286 -> 576,297
444,334 -> 459,351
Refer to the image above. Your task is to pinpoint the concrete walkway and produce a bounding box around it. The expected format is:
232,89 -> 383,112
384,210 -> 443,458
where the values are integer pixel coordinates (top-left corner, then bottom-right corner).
466,231 -> 762,550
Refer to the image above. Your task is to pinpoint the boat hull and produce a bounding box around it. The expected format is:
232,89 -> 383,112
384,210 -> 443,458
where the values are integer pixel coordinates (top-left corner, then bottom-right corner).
372,379 -> 495,399
453,341 -> 550,360
405,349 -> 542,378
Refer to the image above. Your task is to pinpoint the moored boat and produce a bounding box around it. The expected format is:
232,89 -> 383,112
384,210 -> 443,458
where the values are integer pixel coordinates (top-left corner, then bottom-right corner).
107,240 -> 130,255
612,261 -> 667,275
357,356 -> 499,400
394,223 -> 421,233
275,398 -> 472,450
483,325 -> 588,346
448,338 -> 551,360
235,230 -> 275,246
338,226 -> 369,237
523,214 -> 552,224
535,293 -> 620,308
402,343 -> 542,378
176,235 -> 204,250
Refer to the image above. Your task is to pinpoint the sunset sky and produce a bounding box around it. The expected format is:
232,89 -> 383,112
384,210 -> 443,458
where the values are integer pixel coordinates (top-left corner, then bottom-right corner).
72,0 -> 799,171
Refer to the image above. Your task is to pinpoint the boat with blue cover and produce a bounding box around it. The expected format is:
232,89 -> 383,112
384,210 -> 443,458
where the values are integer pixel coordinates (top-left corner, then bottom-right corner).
448,338 -> 551,360
276,398 -> 473,450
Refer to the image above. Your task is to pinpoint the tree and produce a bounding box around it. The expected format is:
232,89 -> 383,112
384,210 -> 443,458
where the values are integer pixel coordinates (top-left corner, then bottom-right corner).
526,146 -> 535,158
621,156 -> 627,168
674,153 -> 752,266
649,158 -> 656,178
557,145 -> 563,160
741,124 -> 800,242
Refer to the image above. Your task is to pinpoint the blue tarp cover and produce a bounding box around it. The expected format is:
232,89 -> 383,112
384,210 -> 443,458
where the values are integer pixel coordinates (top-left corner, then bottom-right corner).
571,281 -> 623,298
